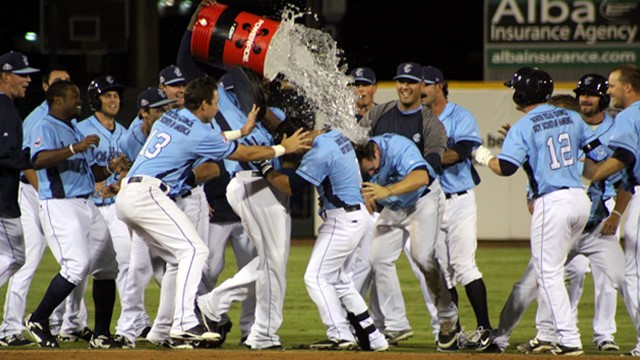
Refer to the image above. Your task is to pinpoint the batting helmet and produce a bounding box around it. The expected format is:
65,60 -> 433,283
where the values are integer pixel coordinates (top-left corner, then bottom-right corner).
573,74 -> 610,110
504,67 -> 553,107
88,75 -> 124,112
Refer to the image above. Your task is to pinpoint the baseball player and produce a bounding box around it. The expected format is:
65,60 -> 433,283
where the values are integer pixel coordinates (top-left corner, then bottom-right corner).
348,66 -> 440,343
420,65 -> 492,349
474,67 -> 608,355
24,80 -> 127,349
589,64 -> 640,356
113,87 -> 175,348
257,128 -> 389,351
0,65 -> 92,346
485,73 -> 636,354
358,62 -> 450,345
0,51 -> 38,345
354,133 -> 460,352
115,77 -> 309,344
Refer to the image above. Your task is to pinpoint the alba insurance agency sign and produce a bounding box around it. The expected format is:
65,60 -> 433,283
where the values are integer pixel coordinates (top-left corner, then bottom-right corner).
484,0 -> 640,81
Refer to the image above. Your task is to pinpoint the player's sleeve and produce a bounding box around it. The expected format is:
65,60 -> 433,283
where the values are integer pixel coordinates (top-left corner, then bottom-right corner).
177,30 -> 207,82
576,117 -> 606,162
197,129 -> 238,162
0,120 -> 30,170
30,125 -> 59,163
421,109 -> 447,173
497,122 -> 527,167
295,146 -> 332,187
391,138 -> 428,177
607,113 -> 639,156
453,107 -> 482,144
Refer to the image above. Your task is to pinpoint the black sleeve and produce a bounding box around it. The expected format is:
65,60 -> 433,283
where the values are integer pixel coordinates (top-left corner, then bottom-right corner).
612,147 -> 636,167
176,31 -> 208,82
449,140 -> 478,161
499,159 -> 519,176
279,167 -> 309,194
424,153 -> 442,175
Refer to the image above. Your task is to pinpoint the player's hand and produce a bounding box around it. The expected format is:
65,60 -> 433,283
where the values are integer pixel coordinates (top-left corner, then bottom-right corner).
75,134 -> 100,152
101,183 -> 121,199
600,212 -> 621,236
498,123 -> 511,137
241,104 -> 260,137
188,1 -> 216,30
280,128 -> 311,154
472,145 -> 496,166
109,154 -> 132,173
364,198 -> 377,214
362,182 -> 392,202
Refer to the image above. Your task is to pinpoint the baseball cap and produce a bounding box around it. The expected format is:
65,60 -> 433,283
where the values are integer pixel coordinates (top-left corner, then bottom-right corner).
137,87 -> 176,110
219,73 -> 235,91
159,65 -> 186,86
0,51 -> 39,75
350,67 -> 376,84
422,66 -> 444,84
393,62 -> 422,82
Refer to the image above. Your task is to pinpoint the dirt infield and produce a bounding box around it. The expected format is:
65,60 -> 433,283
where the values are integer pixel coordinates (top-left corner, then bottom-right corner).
0,349 -> 625,360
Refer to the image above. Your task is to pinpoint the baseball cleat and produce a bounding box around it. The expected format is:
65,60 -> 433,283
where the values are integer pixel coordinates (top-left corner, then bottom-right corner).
136,326 -> 151,342
517,337 -> 555,354
466,326 -> 492,351
437,328 -> 460,352
113,334 -> 135,349
148,337 -> 194,350
0,334 -> 35,347
595,340 -> 619,351
309,338 -> 358,350
170,324 -> 221,342
383,329 -> 414,345
549,344 -> 583,356
24,315 -> 59,348
58,326 -> 93,342
89,334 -> 124,349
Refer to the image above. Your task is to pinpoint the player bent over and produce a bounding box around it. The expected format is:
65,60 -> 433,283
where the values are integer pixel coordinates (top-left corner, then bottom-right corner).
25,80 -> 129,348
259,128 -> 389,351
115,77 -> 309,344
355,133 -> 460,352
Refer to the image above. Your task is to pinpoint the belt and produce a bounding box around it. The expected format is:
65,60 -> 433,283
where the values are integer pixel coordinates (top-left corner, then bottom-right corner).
342,204 -> 361,213
445,190 -> 468,199
170,190 -> 192,201
127,176 -> 169,193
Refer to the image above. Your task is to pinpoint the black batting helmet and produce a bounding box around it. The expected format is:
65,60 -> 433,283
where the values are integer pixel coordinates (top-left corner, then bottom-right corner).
88,75 -> 124,112
573,74 -> 610,110
504,67 -> 554,107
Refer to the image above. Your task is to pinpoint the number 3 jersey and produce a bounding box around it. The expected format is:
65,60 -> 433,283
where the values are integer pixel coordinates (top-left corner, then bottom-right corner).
498,104 -> 606,198
127,108 -> 237,191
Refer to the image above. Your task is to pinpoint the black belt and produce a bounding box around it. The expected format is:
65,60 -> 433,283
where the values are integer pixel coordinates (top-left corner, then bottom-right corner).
19,176 -> 29,184
342,205 -> 361,213
445,190 -> 468,199
170,190 -> 192,201
128,176 -> 169,193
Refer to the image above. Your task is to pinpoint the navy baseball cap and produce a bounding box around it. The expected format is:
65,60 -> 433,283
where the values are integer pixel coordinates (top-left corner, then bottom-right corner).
422,66 -> 444,84
137,87 -> 176,110
0,51 -> 39,75
159,65 -> 186,86
393,62 -> 422,82
350,67 -> 376,84
219,73 -> 235,91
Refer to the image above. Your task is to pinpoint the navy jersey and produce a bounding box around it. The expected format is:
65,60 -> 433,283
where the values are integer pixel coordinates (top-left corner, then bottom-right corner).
606,100 -> 640,186
371,104 -> 425,154
77,116 -> 128,205
499,104 -> 606,198
127,108 -> 237,192
296,130 -> 364,211
31,115 -> 96,200
369,133 -> 432,210
439,102 -> 482,193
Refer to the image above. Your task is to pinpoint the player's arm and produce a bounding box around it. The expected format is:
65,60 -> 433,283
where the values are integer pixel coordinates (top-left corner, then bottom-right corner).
421,112 -> 447,173
362,168 -> 429,202
33,134 -> 100,170
186,161 -> 221,186
473,145 -> 518,177
600,184 -> 632,236
222,105 -> 259,140
590,147 -> 631,182
91,154 -> 131,182
442,141 -> 478,166
226,128 -> 310,162
23,169 -> 39,191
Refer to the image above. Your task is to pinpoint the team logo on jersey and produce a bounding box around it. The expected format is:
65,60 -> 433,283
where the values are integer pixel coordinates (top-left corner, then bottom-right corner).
412,133 -> 421,143
34,136 -> 42,148
95,150 -> 107,163
403,63 -> 413,74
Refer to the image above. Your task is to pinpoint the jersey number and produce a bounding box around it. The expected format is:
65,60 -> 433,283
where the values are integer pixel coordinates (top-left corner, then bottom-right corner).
546,132 -> 574,170
143,130 -> 172,159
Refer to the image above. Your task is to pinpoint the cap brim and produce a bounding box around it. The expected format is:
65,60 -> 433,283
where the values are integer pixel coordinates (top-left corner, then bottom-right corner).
394,75 -> 421,82
423,79 -> 439,84
13,67 -> 40,74
504,80 -> 514,88
163,78 -> 186,86
353,77 -> 375,84
148,98 -> 177,108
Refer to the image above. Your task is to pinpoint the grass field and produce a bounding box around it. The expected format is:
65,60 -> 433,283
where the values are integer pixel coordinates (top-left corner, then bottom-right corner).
0,241 -> 636,355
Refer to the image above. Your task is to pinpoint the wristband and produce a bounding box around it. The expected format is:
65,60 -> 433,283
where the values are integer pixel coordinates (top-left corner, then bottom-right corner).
223,130 -> 242,141
69,144 -> 76,155
106,165 -> 114,175
271,145 -> 286,157
611,210 -> 622,217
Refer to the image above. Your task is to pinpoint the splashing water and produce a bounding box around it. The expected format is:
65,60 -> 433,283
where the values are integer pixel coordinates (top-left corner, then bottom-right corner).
263,8 -> 369,144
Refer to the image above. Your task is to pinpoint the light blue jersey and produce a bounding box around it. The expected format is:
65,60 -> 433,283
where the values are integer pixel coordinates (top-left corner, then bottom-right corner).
606,100 -> 640,186
439,102 -> 482,193
30,115 -> 96,200
296,130 -> 364,211
578,113 -> 620,199
216,86 -> 281,177
119,119 -> 147,162
22,101 -> 48,150
77,116 -> 128,206
127,108 -> 237,192
499,104 -> 606,198
369,133 -> 433,210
